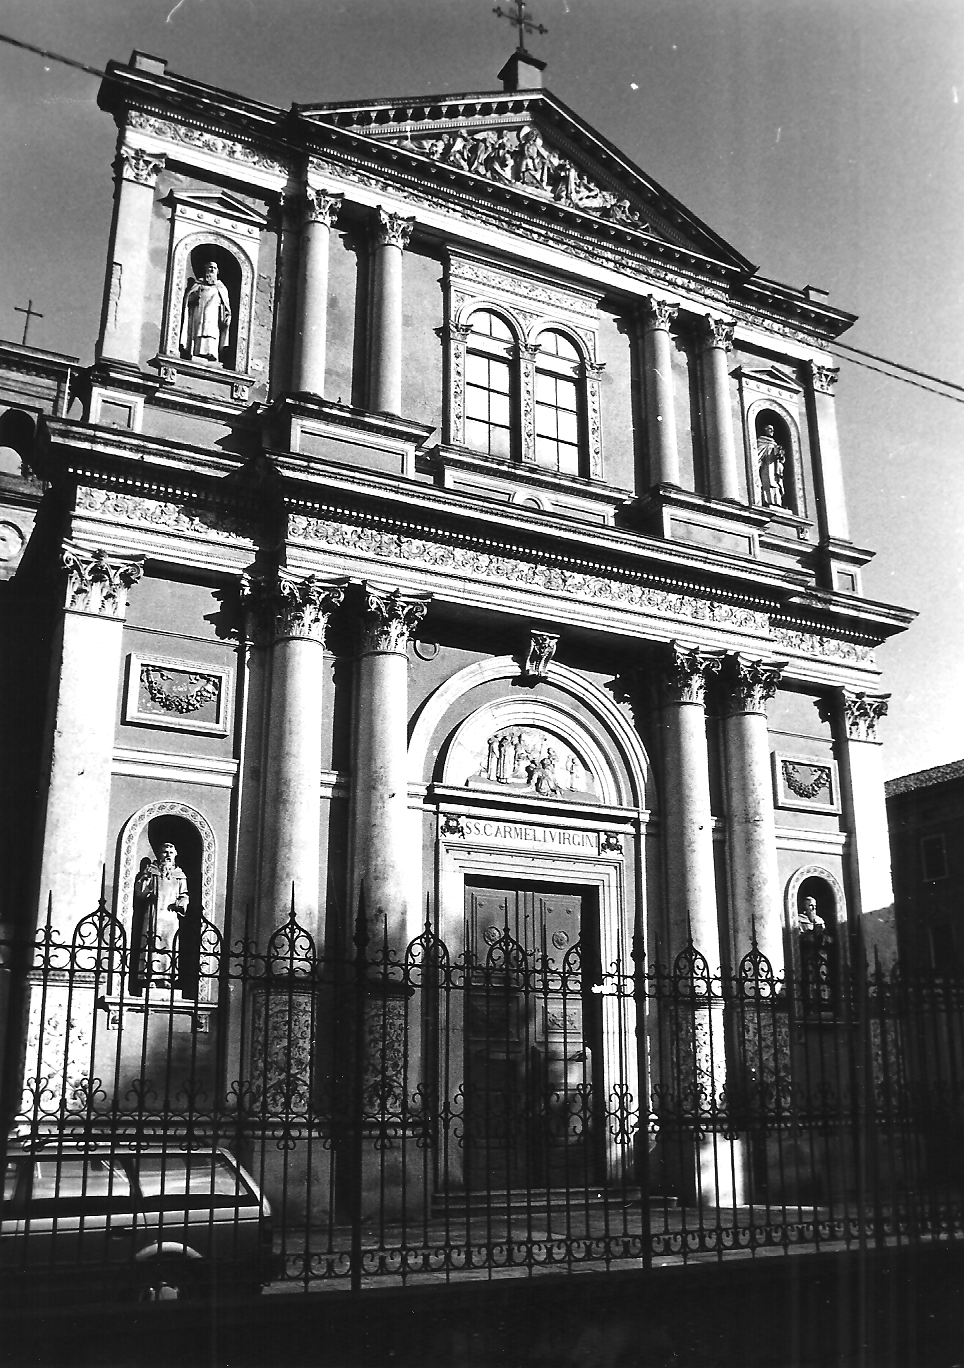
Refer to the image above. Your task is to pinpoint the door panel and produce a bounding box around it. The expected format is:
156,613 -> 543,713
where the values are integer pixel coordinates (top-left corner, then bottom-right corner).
463,879 -> 599,1189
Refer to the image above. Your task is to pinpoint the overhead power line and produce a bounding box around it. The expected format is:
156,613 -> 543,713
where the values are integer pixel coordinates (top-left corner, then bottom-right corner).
1,31 -> 963,409
0,31 -> 106,80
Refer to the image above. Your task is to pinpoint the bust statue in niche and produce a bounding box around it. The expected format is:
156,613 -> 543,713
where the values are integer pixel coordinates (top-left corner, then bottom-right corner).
180,260 -> 232,365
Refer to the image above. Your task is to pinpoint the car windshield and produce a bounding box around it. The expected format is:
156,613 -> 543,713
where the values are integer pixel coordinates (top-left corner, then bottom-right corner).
135,1154 -> 252,1201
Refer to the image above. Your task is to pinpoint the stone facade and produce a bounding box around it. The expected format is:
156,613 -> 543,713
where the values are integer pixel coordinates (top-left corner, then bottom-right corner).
0,48 -> 914,1209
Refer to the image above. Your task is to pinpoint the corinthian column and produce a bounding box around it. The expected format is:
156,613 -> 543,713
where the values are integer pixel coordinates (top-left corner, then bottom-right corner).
255,572 -> 344,944
370,208 -> 414,416
659,642 -> 724,971
351,586 -> 429,945
36,544 -> 144,932
97,142 -> 165,368
640,298 -> 681,487
699,316 -> 740,502
722,656 -> 786,970
292,188 -> 343,396
824,689 -> 895,965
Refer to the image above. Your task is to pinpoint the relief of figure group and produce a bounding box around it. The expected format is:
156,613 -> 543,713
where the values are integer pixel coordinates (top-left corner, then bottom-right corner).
469,727 -> 594,800
408,127 -> 651,229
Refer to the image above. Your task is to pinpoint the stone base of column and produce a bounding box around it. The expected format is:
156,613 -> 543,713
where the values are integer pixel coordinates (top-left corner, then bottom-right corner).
650,1131 -> 747,1208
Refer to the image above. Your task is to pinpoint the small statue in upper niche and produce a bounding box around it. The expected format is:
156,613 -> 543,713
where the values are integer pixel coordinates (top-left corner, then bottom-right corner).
180,261 -> 231,364
757,425 -> 788,508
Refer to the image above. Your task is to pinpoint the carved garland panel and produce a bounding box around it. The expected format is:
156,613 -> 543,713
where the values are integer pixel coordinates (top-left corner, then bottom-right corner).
123,653 -> 233,736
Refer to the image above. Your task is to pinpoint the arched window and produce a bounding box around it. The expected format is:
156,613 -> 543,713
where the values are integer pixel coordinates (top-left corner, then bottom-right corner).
534,331 -> 583,475
464,310 -> 515,458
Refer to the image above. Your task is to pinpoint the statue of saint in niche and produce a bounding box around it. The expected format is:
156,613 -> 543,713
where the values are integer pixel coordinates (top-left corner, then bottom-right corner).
180,261 -> 232,364
757,424 -> 788,508
134,842 -> 190,985
796,893 -> 832,1007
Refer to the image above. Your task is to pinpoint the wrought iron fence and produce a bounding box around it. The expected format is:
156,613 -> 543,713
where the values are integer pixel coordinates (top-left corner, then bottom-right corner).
1,894 -> 963,1299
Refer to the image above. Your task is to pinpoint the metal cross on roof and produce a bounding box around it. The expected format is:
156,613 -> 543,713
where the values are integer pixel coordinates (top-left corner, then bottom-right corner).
493,0 -> 548,52
14,298 -> 43,347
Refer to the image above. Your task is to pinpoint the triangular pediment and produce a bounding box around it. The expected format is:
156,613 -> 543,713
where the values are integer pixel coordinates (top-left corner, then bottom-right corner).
295,90 -> 752,270
736,364 -> 804,395
168,188 -> 269,229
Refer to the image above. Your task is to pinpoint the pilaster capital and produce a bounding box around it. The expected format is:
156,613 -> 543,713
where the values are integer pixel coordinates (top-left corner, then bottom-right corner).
639,297 -> 679,332
242,571 -> 344,645
446,321 -> 472,344
661,641 -> 724,707
61,542 -> 144,619
523,630 -> 559,680
701,315 -> 735,352
115,145 -> 165,188
359,585 -> 430,654
810,362 -> 840,396
724,655 -> 787,715
303,187 -> 343,228
839,689 -> 890,742
374,207 -> 415,251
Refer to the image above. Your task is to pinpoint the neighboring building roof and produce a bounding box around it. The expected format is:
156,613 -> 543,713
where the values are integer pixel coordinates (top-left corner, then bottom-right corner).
885,759 -> 964,798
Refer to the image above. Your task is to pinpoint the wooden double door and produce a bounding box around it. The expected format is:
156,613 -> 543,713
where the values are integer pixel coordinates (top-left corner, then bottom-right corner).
462,878 -> 603,1189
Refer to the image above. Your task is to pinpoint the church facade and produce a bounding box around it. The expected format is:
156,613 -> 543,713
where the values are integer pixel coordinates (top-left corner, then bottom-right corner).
0,47 -> 914,1221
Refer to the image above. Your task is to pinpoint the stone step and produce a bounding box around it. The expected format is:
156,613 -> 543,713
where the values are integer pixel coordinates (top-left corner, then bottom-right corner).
432,1187 -> 678,1217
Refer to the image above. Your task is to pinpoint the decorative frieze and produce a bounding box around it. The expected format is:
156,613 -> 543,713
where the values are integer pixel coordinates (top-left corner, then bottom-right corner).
374,207 -> 415,250
524,631 -> 559,680
116,145 -> 165,188
288,514 -> 770,634
359,586 -> 429,653
770,625 -> 874,664
662,642 -> 724,707
61,543 -> 143,618
724,656 -> 786,715
126,110 -> 288,178
76,487 -> 253,544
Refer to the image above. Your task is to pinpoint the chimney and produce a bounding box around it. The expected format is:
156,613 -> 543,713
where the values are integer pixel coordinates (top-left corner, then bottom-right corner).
498,48 -> 547,92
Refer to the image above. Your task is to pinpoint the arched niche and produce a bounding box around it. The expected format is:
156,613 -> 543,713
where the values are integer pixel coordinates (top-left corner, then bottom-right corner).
746,398 -> 805,516
784,864 -> 848,1002
162,230 -> 255,373
116,801 -> 218,1004
0,408 -> 36,471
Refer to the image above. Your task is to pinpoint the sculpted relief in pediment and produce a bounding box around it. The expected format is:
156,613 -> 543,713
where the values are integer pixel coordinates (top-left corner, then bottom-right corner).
402,126 -> 652,231
463,726 -> 599,803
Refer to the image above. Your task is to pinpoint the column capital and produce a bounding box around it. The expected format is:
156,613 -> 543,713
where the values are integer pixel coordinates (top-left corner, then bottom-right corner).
61,542 -> 143,618
303,186 -> 343,228
701,315 -> 735,352
661,642 -> 724,707
359,585 -> 430,654
115,145 -> 165,188
724,655 -> 787,715
374,207 -> 415,250
242,571 -> 344,645
639,297 -> 679,332
838,689 -> 890,742
810,362 -> 840,395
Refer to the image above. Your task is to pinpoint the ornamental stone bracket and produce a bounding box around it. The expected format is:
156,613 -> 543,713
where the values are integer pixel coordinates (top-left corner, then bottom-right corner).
662,641 -> 724,706
61,542 -> 144,618
358,585 -> 430,654
523,630 -> 559,681
241,570 -> 345,645
724,655 -> 787,715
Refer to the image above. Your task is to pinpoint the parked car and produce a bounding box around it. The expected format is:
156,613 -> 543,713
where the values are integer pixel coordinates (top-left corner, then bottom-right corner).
0,1143 -> 274,1302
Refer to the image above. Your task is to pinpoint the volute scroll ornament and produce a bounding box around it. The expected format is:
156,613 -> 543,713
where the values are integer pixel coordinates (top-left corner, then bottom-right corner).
640,297 -> 679,332
61,543 -> 144,619
116,145 -> 166,188
724,656 -> 787,716
359,586 -> 430,654
841,689 -> 889,743
241,571 -> 344,645
662,642 -> 724,707
374,207 -> 415,251
702,315 -> 736,351
810,363 -> 840,396
303,187 -> 344,229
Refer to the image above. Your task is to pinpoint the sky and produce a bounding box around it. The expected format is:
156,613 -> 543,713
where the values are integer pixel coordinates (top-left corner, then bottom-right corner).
0,0 -> 961,780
